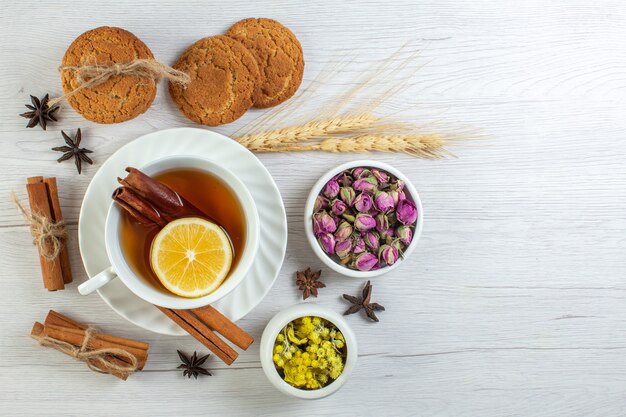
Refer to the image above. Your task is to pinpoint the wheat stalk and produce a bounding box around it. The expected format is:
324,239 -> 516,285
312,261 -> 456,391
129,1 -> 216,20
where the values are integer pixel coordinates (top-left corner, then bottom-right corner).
259,133 -> 447,158
236,113 -> 381,150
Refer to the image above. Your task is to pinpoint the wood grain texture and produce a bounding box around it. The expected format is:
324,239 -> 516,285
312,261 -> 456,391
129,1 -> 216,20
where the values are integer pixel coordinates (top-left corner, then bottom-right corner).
1,0 -> 626,416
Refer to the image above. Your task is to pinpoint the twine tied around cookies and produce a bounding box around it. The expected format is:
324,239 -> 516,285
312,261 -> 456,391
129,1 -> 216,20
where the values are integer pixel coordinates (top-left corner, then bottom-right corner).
49,59 -> 191,107
31,325 -> 139,376
12,192 -> 67,261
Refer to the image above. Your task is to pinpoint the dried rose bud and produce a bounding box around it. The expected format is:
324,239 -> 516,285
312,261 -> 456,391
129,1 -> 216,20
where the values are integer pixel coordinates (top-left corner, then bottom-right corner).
383,227 -> 395,239
314,195 -> 330,211
354,213 -> 376,231
354,192 -> 373,212
374,191 -> 394,213
323,179 -> 340,199
339,173 -> 353,187
397,199 -> 418,225
354,252 -> 378,271
335,221 -> 353,241
396,225 -> 413,246
375,213 -> 390,234
363,231 -> 380,250
331,199 -> 347,216
339,186 -> 356,206
335,239 -> 352,258
389,189 -> 406,205
313,211 -> 337,237
353,176 -> 377,192
390,179 -> 405,192
352,167 -> 371,179
379,244 -> 399,265
318,233 -> 336,255
371,168 -> 390,184
352,236 -> 366,254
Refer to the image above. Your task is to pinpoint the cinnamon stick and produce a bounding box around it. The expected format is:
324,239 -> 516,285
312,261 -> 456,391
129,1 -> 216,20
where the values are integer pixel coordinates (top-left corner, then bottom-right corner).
42,178 -> 72,284
44,310 -> 149,352
112,187 -> 167,227
42,324 -> 147,367
192,306 -> 254,350
157,306 -> 238,365
111,166 -> 206,228
26,177 -> 64,291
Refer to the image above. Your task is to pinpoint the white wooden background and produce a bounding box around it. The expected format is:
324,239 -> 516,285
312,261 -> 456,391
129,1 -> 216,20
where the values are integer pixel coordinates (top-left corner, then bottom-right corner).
1,1 -> 625,416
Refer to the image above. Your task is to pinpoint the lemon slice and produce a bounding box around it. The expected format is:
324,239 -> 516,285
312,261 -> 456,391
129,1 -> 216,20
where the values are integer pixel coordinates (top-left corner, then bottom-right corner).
150,217 -> 233,298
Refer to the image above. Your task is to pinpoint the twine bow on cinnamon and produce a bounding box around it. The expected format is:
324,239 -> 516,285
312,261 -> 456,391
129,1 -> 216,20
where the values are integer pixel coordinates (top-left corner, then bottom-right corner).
12,193 -> 67,261
49,58 -> 191,107
31,325 -> 139,377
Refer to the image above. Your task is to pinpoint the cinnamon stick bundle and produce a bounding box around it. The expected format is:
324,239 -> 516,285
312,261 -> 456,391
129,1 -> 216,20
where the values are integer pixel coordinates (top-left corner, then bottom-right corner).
31,310 -> 149,380
158,305 -> 253,365
23,176 -> 72,290
113,167 -> 210,226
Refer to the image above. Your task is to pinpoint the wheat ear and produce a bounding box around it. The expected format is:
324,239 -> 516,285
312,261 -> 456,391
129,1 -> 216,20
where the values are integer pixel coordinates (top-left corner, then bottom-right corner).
236,113 -> 381,150
264,134 -> 448,159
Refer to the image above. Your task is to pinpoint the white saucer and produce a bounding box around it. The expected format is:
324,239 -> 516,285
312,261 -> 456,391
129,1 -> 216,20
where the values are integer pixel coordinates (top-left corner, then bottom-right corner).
78,128 -> 288,335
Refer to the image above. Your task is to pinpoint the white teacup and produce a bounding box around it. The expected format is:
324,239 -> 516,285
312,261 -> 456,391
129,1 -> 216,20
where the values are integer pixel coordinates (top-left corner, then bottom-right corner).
78,155 -> 260,309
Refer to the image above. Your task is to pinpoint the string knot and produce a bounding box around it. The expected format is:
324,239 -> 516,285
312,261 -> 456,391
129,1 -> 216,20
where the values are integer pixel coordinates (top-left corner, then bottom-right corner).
49,59 -> 191,107
12,192 -> 67,261
32,325 -> 139,377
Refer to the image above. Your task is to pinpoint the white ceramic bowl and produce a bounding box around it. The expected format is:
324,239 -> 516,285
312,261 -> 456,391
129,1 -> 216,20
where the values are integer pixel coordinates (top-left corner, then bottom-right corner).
259,304 -> 358,400
304,160 -> 423,278
79,155 -> 260,309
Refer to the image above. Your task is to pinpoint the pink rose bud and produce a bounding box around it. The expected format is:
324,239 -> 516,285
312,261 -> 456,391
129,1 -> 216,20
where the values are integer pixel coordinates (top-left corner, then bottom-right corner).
323,179 -> 340,198
314,195 -> 329,211
364,231 -> 380,250
354,192 -> 373,212
335,221 -> 353,241
352,236 -> 366,254
354,252 -> 378,271
335,239 -> 352,258
339,173 -> 353,187
374,191 -> 395,213
331,199 -> 347,216
375,213 -> 390,234
339,186 -> 356,206
371,168 -> 390,184
397,199 -> 418,225
379,244 -> 399,266
354,213 -> 376,231
313,211 -> 337,237
396,225 -> 413,246
318,233 -> 336,255
352,167 -> 371,179
352,176 -> 377,192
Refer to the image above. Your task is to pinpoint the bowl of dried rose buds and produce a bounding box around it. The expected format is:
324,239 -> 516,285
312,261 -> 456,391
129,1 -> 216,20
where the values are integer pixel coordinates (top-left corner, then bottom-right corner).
304,160 -> 423,278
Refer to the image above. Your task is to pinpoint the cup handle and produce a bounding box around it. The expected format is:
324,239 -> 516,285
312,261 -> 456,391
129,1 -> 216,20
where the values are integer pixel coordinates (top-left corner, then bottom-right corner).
78,267 -> 117,295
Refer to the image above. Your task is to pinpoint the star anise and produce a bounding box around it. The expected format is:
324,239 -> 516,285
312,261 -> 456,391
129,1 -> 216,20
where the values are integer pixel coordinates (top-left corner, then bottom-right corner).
342,280 -> 385,322
177,350 -> 212,379
296,267 -> 325,300
52,129 -> 94,174
20,94 -> 59,130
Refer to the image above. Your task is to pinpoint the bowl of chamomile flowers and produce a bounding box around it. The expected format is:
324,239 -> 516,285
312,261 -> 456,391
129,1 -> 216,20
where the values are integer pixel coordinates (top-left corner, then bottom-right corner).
259,303 -> 357,399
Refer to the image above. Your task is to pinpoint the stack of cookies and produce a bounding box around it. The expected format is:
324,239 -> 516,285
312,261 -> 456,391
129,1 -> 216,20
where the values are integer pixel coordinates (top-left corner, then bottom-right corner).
170,18 -> 305,126
59,19 -> 304,126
